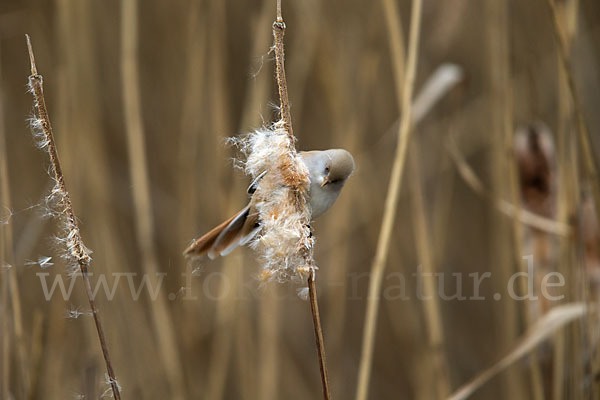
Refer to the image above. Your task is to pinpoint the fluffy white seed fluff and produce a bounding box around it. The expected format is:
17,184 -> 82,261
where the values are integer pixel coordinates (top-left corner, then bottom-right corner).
232,121 -> 316,283
28,90 -> 93,275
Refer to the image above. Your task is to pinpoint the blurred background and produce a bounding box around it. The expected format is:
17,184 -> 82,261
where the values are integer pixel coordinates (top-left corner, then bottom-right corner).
1,0 -> 600,399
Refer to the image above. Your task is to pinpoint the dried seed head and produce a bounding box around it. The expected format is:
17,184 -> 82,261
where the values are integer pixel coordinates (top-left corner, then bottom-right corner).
232,121 -> 316,282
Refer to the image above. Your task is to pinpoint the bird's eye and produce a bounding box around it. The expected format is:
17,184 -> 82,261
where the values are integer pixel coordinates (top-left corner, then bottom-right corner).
325,166 -> 330,174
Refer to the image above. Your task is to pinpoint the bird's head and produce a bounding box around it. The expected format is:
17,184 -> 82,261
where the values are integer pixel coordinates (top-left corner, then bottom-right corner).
320,149 -> 355,188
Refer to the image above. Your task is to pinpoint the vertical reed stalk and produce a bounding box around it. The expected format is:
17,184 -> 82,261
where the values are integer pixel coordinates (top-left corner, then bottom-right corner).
355,1 -> 422,399
0,42 -> 30,398
258,287 -> 281,400
0,186 -> 9,399
25,35 -> 121,400
308,271 -> 331,400
553,4 -> 574,396
205,256 -> 239,400
495,1 -> 545,397
202,1 -> 241,397
119,1 -> 187,398
273,0 -> 294,144
273,1 -> 330,398
551,1 -> 587,397
485,0 -> 528,396
1,278 -> 8,400
544,0 -> 600,215
408,144 -> 451,399
234,1 -> 275,396
2,123 -> 28,398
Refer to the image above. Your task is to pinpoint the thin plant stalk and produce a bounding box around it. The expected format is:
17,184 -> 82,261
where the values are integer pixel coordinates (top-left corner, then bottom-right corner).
544,0 -> 600,216
273,0 -> 294,144
233,1 -> 274,396
1,276 -> 8,400
408,144 -> 450,399
446,140 -> 570,236
486,8 -> 520,397
308,271 -> 331,400
381,0 -> 406,101
552,1 -> 586,397
258,287 -> 282,400
355,1 -> 423,399
490,1 -> 544,397
203,1 -> 240,397
119,1 -> 186,398
448,304 -> 586,400
0,43 -> 30,398
273,1 -> 331,398
25,35 -> 121,400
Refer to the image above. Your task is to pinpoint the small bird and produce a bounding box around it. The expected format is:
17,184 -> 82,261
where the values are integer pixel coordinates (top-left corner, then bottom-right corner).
514,122 -> 555,218
184,149 -> 355,259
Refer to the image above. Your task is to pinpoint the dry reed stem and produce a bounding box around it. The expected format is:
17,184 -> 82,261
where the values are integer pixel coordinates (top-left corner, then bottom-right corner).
552,2 -> 588,397
25,35 -> 121,400
205,256 -> 238,400
258,287 -> 281,400
203,1 -> 241,396
1,281 -> 8,400
544,0 -> 600,217
507,51 -> 546,400
379,14 -> 460,400
447,303 -> 586,400
488,1 -> 545,396
382,0 -> 406,99
0,44 -> 29,397
238,3 -> 279,395
273,0 -> 294,144
177,0 -> 206,245
205,0 -> 277,396
485,6 -> 523,396
408,144 -> 451,398
119,2 -> 187,398
308,271 -> 332,400
379,64 -> 463,399
272,1 -> 330,398
234,1 -> 275,395
447,140 -> 571,236
0,188 -> 9,399
355,1 -> 423,399
552,3 -> 576,398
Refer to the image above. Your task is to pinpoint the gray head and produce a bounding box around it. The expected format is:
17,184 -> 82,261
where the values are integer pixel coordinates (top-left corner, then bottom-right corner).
320,149 -> 355,188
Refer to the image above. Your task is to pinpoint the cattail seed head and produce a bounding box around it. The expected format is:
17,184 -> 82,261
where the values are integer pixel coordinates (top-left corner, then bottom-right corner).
231,120 -> 316,282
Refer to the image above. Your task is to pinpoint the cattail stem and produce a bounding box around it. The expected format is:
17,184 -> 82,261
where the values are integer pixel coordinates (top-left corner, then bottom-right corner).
272,2 -> 331,398
25,34 -> 121,400
308,271 -> 332,400
272,1 -> 294,144
80,264 -> 121,399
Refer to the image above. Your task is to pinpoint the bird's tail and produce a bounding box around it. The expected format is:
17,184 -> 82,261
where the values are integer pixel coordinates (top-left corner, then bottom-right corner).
183,205 -> 260,259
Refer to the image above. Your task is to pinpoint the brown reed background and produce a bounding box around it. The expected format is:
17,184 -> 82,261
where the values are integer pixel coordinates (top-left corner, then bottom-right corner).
1,0 -> 600,399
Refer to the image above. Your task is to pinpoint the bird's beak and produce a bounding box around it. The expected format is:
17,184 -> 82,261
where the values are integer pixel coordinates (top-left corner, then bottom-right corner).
320,177 -> 329,187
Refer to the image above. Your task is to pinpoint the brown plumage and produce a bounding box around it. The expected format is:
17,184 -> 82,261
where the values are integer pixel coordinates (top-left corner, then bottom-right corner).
183,149 -> 355,259
514,122 -> 555,218
183,205 -> 260,259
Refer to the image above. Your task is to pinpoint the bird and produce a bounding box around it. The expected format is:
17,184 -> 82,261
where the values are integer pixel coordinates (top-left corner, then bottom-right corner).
184,149 -> 355,259
514,122 -> 555,218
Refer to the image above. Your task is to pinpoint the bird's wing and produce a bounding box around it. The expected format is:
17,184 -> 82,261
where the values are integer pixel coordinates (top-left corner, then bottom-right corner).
184,205 -> 253,258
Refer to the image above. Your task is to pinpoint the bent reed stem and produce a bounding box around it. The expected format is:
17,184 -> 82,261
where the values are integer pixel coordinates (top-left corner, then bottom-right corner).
25,35 -> 121,400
